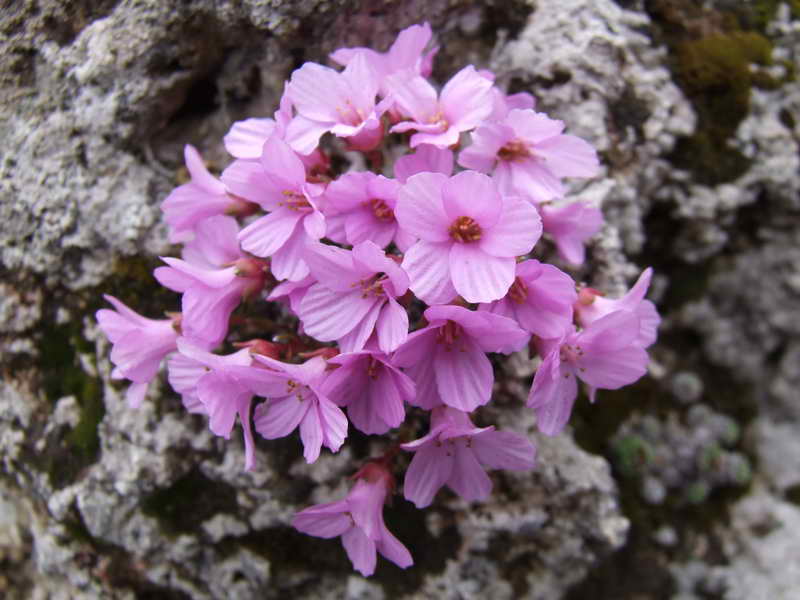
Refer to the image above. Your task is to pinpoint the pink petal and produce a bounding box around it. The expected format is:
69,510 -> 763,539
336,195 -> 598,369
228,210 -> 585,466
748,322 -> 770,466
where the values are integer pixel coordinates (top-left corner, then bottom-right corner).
223,118 -> 277,159
508,159 -> 565,202
289,63 -> 350,123
126,382 -> 148,408
455,310 -> 530,355
441,170 -> 501,228
457,122 -> 513,172
376,296 -> 408,354
337,299 -> 383,353
472,430 -> 536,471
528,351 -> 577,436
260,136 -> 307,186
401,240 -> 457,305
198,373 -> 240,438
394,146 -> 453,183
434,339 -> 493,412
576,345 -> 649,390
342,527 -> 377,577
303,243 -> 363,291
395,172 -> 450,242
270,227 -> 310,281
318,396 -> 348,453
238,208 -> 300,258
300,285 -> 378,343
253,396 -> 310,439
285,115 -> 332,155
449,243 -> 515,304
292,501 -> 352,538
300,402 -> 323,463
384,72 -> 438,123
220,159 -> 280,210
447,444 -> 492,502
403,444 -> 453,508
506,109 -> 564,144
376,528 -> 413,570
181,285 -> 240,346
479,196 -> 542,257
535,134 -> 599,178
439,65 -> 494,130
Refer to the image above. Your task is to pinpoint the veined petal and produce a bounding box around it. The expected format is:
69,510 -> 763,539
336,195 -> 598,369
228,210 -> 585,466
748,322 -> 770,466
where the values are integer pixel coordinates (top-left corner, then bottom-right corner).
318,396 -> 348,453
342,527 -> 377,577
238,208 -> 300,258
223,118 -> 277,159
402,240 -> 456,305
472,430 -> 536,471
376,296 -> 409,354
270,227 -> 310,282
253,396 -> 309,439
449,244 -> 515,304
447,444 -> 492,502
292,501 -> 352,539
479,196 -> 542,257
395,172 -> 450,242
441,170 -> 501,229
300,402 -> 323,463
300,285 -> 377,342
535,133 -> 599,178
434,339 -> 493,412
403,444 -> 453,508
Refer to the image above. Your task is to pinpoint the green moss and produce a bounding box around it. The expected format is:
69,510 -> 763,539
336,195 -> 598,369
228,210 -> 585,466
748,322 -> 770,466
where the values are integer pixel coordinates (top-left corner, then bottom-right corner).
142,469 -> 239,536
612,435 -> 655,478
670,31 -> 777,185
37,320 -> 105,488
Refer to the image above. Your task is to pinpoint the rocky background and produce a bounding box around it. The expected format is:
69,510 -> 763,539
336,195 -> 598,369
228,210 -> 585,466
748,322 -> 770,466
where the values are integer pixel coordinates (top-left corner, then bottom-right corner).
1,0 -> 799,598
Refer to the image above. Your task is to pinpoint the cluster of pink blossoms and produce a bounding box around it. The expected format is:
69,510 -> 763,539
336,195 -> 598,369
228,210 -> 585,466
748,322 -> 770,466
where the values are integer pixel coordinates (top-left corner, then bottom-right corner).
97,23 -> 660,576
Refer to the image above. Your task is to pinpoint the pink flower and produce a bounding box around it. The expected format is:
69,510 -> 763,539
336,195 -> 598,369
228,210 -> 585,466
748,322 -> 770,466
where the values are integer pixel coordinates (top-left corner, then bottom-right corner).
322,172 -> 414,251
330,22 -> 437,93
486,89 -> 536,122
223,86 -> 328,173
479,259 -> 577,339
528,311 -> 649,436
458,108 -> 599,202
539,201 -> 604,265
231,355 -> 347,464
222,137 -> 326,281
392,305 -> 529,412
387,65 -> 494,148
170,339 -> 259,470
285,53 -> 391,154
154,216 -> 268,347
575,267 -> 660,348
396,170 -> 542,304
393,145 -> 453,183
299,241 -> 410,353
293,461 -> 412,576
161,145 -> 256,243
321,350 -> 414,435
96,295 -> 179,408
401,407 -> 536,507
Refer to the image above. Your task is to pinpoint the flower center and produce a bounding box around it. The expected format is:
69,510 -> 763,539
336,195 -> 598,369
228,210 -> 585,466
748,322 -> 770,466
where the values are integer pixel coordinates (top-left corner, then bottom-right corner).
336,100 -> 366,126
436,320 -> 462,348
279,190 -> 311,211
449,216 -> 482,243
359,274 -> 386,298
427,109 -> 449,131
508,276 -> 529,304
559,343 -> 584,365
369,198 -> 394,222
498,138 -> 531,162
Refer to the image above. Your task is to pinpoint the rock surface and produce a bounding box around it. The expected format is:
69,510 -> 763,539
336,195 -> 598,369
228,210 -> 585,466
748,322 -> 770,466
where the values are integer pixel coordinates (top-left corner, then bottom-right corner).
2,0 -> 800,598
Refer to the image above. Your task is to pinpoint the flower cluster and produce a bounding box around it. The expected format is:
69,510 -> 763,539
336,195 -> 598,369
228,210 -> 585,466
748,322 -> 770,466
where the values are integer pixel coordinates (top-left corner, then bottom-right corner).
97,23 -> 659,576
